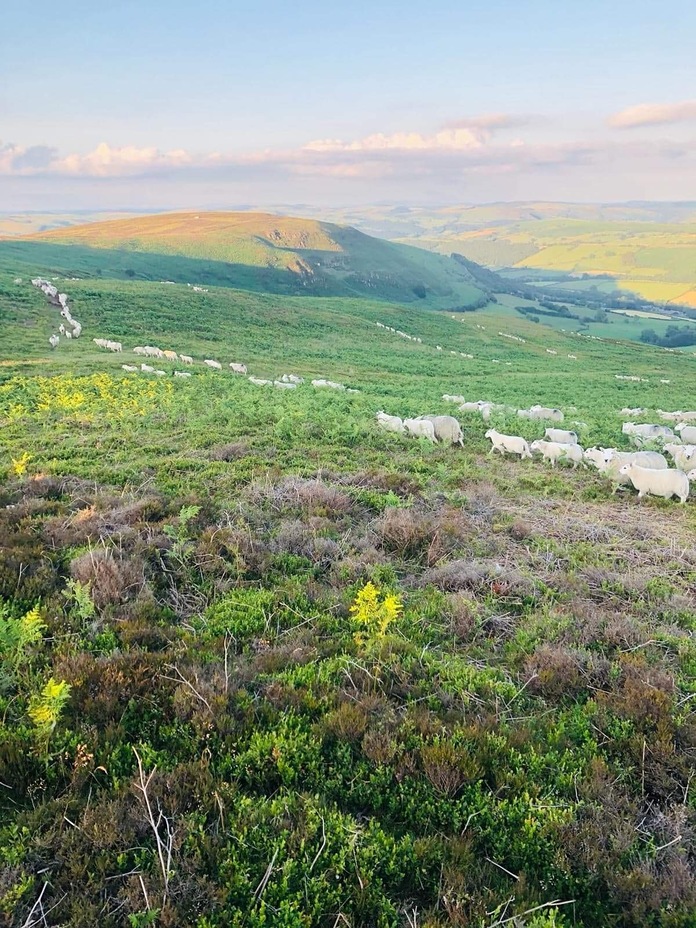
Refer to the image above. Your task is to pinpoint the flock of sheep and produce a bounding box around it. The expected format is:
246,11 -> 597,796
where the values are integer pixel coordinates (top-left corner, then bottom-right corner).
32,278 -> 83,347
376,398 -> 696,504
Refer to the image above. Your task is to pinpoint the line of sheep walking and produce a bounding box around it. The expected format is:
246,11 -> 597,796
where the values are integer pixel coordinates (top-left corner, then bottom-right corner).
32,278 -> 83,349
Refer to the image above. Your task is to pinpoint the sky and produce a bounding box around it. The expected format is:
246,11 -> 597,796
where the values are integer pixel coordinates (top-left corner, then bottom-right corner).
2,0 -> 696,210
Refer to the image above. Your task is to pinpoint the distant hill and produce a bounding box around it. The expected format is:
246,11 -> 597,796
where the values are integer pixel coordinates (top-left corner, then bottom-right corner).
4,211 -> 487,310
294,203 -> 696,308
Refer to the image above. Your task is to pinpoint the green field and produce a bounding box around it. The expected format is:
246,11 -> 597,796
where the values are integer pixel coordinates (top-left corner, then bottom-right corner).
2,234 -> 696,927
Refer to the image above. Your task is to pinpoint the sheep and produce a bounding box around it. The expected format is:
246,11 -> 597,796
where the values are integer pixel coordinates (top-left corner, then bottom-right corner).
59,324 -> 65,335
619,462 -> 689,503
281,374 -> 304,383
153,370 -> 167,377
518,405 -> 563,422
312,379 -> 345,390
418,415 -> 464,446
583,447 -> 614,469
65,331 -> 72,340
376,412 -> 405,434
72,323 -> 82,338
273,381 -> 297,389
678,411 -> 696,422
596,450 -> 669,491
140,364 -> 155,373
664,443 -> 696,472
230,363 -> 248,374
249,376 -> 272,386
132,346 -> 147,356
204,359 -> 222,370
530,439 -> 583,468
544,428 -> 578,444
174,371 -> 192,378
162,350 -> 178,361
442,394 -> 466,404
620,407 -> 645,417
485,429 -> 532,459
403,418 -> 437,442
657,410 -> 683,422
179,355 -> 194,365
121,364 -> 138,372
675,424 -> 696,444
622,422 -> 675,444
49,334 -> 59,349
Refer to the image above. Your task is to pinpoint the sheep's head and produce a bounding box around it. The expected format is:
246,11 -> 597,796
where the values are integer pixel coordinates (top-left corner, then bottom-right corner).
484,429 -> 493,439
619,463 -> 632,475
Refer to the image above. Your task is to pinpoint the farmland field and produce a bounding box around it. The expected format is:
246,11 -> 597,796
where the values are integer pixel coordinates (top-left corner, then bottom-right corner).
1,246 -> 696,928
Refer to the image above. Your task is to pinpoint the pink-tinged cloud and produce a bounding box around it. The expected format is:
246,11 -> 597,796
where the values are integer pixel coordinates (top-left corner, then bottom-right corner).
303,126 -> 487,153
444,113 -> 542,131
54,142 -> 194,176
608,100 -> 696,128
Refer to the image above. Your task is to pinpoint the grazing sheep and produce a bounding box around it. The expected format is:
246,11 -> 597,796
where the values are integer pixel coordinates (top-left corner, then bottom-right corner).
132,347 -> 147,355
418,415 -> 464,446
230,362 -> 248,374
49,334 -> 59,349
179,355 -> 194,365
249,376 -> 272,386
204,359 -> 222,370
485,429 -> 532,459
620,407 -> 645,417
518,405 -> 563,422
584,447 -> 616,469
140,364 -> 155,373
664,443 -> 696,471
675,423 -> 696,444
163,350 -> 178,361
442,394 -> 466,404
544,428 -> 578,444
174,371 -> 192,378
531,439 -> 583,468
403,418 -> 437,442
121,364 -> 138,372
622,422 -> 675,444
281,373 -> 304,383
678,411 -> 696,422
273,381 -> 297,389
311,379 -> 345,390
59,324 -> 65,334
376,412 -> 405,434
65,331 -> 72,340
619,462 -> 689,503
153,370 -> 167,377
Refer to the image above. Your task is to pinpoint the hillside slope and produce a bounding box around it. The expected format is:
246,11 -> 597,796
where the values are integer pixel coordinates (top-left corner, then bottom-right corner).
7,211 -> 487,310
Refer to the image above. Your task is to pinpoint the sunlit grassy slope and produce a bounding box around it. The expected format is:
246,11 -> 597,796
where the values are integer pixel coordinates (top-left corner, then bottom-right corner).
6,211 -> 487,310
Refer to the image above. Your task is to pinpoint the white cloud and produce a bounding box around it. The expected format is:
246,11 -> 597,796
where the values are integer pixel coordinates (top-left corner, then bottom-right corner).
608,100 -> 696,128
304,126 -> 486,153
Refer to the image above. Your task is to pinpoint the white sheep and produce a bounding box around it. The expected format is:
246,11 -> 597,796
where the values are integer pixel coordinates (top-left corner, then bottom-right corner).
140,363 -> 155,373
622,422 -> 674,444
273,381 -> 297,389
311,379 -> 346,390
675,423 -> 696,444
620,407 -> 645,417
59,324 -> 65,335
619,462 -> 689,503
530,439 -> 583,468
664,443 -> 696,472
485,429 -> 532,459
249,376 -> 272,386
49,334 -> 59,349
281,374 -> 304,383
596,450 -> 669,491
230,362 -> 248,374
544,428 -> 578,444
442,394 -> 466,404
403,418 -> 437,442
121,364 -> 138,372
153,370 -> 167,377
178,354 -> 193,365
174,371 -> 192,378
65,331 -> 72,340
418,415 -> 464,446
204,359 -> 222,370
376,412 -> 405,434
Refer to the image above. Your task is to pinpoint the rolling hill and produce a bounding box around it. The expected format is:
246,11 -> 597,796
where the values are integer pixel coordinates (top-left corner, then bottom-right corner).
2,211 -> 488,310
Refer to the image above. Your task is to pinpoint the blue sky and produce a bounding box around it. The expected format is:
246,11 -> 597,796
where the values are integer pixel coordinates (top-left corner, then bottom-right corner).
2,0 -> 696,208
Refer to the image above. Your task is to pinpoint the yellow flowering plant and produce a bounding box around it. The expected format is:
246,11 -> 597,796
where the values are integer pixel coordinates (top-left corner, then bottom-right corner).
349,581 -> 403,652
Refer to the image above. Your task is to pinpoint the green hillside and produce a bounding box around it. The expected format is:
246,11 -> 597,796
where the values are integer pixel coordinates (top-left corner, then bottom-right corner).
2,262 -> 696,928
3,211 -> 487,310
